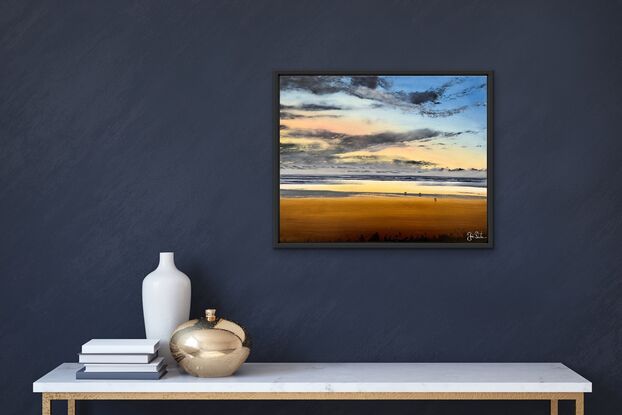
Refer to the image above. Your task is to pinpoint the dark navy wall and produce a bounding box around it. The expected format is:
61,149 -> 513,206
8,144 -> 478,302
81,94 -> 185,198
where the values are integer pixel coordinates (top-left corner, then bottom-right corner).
2,1 -> 621,414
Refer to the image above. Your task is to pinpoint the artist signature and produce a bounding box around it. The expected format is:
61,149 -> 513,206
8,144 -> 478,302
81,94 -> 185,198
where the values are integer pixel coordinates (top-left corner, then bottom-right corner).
466,231 -> 486,242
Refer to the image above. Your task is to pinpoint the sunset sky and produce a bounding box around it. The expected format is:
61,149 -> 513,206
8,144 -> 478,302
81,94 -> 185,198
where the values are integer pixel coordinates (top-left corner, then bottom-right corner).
279,75 -> 488,176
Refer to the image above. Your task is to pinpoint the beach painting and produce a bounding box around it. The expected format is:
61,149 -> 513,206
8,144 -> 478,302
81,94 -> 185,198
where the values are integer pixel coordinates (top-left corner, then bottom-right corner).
276,72 -> 492,247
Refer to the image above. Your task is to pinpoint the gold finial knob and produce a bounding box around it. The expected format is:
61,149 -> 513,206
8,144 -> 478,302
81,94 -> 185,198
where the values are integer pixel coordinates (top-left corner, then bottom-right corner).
206,309 -> 217,322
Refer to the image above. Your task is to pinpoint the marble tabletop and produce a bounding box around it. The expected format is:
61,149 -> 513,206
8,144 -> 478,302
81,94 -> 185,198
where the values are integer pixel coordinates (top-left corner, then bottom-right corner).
33,362 -> 592,393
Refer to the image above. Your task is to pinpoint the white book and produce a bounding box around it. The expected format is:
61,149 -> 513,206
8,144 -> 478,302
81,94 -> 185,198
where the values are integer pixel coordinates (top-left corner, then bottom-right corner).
81,339 -> 159,354
84,357 -> 165,373
78,353 -> 156,364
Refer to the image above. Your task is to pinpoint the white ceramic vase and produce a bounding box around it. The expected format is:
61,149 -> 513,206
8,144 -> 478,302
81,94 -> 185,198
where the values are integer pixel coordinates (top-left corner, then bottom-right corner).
142,252 -> 191,366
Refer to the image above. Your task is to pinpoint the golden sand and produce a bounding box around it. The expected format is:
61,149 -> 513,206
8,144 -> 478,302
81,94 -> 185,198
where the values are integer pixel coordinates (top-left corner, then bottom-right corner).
279,196 -> 487,243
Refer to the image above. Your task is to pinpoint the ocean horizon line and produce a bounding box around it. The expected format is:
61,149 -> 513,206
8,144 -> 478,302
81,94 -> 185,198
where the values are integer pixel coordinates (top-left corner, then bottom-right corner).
280,174 -> 487,187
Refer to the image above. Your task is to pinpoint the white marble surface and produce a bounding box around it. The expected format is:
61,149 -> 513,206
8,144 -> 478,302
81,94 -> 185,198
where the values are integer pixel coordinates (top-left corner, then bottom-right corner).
33,362 -> 592,393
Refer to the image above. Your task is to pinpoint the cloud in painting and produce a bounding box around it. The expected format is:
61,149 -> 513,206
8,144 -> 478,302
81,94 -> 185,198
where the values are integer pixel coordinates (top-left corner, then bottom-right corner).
284,128 -> 470,151
281,103 -> 345,111
338,129 -> 444,151
406,77 -> 461,104
280,142 -> 326,153
280,75 -> 482,117
335,154 -> 437,166
350,76 -> 391,90
285,129 -> 346,140
409,90 -> 441,105
445,82 -> 486,100
280,111 -> 300,120
392,159 -> 436,167
280,111 -> 341,119
279,76 -> 344,95
280,128 -> 473,170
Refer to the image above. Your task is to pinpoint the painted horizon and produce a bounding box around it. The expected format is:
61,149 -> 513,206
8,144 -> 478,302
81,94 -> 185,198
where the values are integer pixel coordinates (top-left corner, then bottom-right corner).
276,73 -> 491,246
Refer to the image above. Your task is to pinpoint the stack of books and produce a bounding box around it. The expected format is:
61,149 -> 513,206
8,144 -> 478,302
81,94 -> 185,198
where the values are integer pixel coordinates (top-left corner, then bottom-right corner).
76,339 -> 167,380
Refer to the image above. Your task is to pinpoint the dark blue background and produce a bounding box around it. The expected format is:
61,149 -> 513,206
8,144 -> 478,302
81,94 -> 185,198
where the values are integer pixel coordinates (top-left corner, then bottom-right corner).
2,1 -> 621,413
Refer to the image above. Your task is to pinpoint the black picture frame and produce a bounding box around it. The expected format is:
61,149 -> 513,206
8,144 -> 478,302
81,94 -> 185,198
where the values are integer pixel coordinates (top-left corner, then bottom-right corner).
274,71 -> 493,248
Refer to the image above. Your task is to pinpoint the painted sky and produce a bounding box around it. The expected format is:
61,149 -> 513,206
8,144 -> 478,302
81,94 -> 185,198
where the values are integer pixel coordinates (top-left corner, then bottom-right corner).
279,75 -> 488,177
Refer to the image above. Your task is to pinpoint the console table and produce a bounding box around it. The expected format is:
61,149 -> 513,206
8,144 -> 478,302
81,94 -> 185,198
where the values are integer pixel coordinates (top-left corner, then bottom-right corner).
33,362 -> 591,414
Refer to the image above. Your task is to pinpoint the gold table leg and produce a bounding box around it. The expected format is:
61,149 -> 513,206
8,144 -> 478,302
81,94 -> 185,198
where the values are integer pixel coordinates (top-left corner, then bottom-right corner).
550,399 -> 558,415
42,394 -> 50,415
576,393 -> 584,415
67,399 -> 76,415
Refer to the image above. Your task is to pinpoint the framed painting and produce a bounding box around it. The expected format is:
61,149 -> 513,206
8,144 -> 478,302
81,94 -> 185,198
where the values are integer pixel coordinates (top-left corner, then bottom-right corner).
274,71 -> 493,248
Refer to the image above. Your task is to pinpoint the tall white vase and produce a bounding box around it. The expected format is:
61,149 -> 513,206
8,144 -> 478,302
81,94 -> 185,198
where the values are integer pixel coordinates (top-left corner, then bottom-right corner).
142,252 -> 191,366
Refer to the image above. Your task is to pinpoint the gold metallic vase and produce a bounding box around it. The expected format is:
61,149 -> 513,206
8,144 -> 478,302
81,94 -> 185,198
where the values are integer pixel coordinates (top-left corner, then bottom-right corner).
169,309 -> 250,377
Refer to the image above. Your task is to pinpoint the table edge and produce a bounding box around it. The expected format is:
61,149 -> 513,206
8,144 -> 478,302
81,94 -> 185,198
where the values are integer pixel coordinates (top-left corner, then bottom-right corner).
32,362 -> 593,394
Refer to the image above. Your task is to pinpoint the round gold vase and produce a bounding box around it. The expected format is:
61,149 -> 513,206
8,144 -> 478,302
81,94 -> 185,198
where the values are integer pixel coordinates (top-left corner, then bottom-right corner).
170,309 -> 250,377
